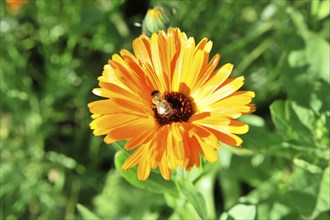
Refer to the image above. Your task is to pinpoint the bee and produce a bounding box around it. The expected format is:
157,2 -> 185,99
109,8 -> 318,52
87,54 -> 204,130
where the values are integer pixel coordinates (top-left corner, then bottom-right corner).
151,91 -> 173,116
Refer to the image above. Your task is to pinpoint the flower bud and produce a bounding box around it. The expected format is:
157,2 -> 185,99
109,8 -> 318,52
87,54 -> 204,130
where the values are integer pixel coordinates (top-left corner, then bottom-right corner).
142,6 -> 172,35
6,0 -> 28,14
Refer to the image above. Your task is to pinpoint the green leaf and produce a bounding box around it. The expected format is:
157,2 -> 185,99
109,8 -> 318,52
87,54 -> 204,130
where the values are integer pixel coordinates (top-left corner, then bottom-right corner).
287,7 -> 330,83
312,0 -> 330,21
114,151 -> 179,197
239,114 -> 265,127
256,203 -> 271,220
269,202 -> 292,220
310,80 -> 330,114
270,100 -> 315,145
283,8 -> 330,104
318,0 -> 330,20
304,33 -> 330,84
293,158 -> 322,174
93,170 -> 165,219
270,100 -> 288,135
217,152 -> 241,210
290,101 -> 315,131
282,167 -> 323,217
241,125 -> 282,151
270,98 -> 329,151
226,204 -> 256,220
46,151 -> 85,173
76,204 -> 101,220
177,181 -> 208,220
219,212 -> 230,220
311,166 -> 330,218
288,49 -> 307,68
285,190 -> 316,217
243,176 -> 279,204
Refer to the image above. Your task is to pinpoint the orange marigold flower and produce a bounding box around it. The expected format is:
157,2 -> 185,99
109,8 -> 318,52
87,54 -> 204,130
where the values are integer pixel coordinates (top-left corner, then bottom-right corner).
88,28 -> 255,180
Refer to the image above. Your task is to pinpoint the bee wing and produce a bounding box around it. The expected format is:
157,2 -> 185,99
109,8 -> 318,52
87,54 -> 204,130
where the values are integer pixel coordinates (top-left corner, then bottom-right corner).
157,101 -> 173,115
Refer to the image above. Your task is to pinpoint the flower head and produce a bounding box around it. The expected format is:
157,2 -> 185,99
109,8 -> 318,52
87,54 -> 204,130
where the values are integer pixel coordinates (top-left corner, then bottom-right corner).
88,28 -> 255,180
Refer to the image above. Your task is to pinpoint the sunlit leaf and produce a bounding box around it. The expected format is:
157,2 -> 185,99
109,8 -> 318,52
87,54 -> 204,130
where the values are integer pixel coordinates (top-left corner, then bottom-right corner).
270,100 -> 315,145
46,151 -> 85,173
281,167 -> 323,217
304,33 -> 330,84
77,204 -> 101,220
310,80 -> 330,114
231,204 -> 256,220
287,7 -> 330,83
311,166 -> 330,218
288,49 -> 306,68
293,158 -> 322,174
93,170 -> 165,219
239,114 -> 265,127
269,202 -> 292,220
177,181 -> 208,220
311,0 -> 330,21
220,204 -> 256,220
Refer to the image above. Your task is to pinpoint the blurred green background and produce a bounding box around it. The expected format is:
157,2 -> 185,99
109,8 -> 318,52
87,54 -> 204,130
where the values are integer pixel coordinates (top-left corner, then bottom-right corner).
0,0 -> 329,219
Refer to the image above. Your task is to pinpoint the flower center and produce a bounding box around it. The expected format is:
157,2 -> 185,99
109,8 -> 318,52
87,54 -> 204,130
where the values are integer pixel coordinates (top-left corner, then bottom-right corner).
151,90 -> 194,125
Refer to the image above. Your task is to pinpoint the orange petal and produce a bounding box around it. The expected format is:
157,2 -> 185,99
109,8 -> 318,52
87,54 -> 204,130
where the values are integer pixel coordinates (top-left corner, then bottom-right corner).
191,113 -> 231,127
171,34 -> 190,91
100,118 -> 154,144
159,154 -> 171,180
166,126 -> 177,169
90,114 -> 141,131
109,58 -> 150,99
171,123 -> 185,163
199,76 -> 245,107
137,153 -> 151,180
122,146 -> 144,170
189,112 -> 211,122
182,123 -> 202,169
109,118 -> 155,141
125,127 -> 156,150
227,120 -> 249,134
132,35 -> 152,65
111,98 -> 152,116
96,82 -> 138,100
150,33 -> 167,92
98,64 -> 129,91
148,126 -> 169,169
210,91 -> 255,110
192,54 -> 221,92
88,99 -> 147,117
194,135 -> 218,162
193,63 -> 233,104
201,125 -> 243,147
157,31 -> 172,90
185,134 -> 201,168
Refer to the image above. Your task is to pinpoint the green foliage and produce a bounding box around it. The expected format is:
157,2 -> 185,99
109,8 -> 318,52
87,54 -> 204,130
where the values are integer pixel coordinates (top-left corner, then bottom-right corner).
176,181 -> 208,220
220,204 -> 256,220
1,0 -> 329,219
77,204 -> 101,220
